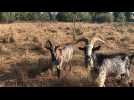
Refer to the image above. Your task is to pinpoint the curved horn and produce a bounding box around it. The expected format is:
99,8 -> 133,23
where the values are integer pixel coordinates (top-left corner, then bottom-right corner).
45,40 -> 53,49
91,37 -> 105,46
75,37 -> 89,45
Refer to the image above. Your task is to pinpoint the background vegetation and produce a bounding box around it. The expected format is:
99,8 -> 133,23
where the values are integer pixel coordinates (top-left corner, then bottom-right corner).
0,12 -> 134,23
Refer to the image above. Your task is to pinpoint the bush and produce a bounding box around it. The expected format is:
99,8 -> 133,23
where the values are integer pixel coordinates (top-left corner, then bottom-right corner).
56,12 -> 75,21
125,12 -> 132,22
113,12 -> 126,22
56,12 -> 92,22
15,12 -> 30,21
14,12 -> 50,21
1,12 -> 16,22
76,12 -> 92,22
92,13 -> 114,23
38,12 -> 50,21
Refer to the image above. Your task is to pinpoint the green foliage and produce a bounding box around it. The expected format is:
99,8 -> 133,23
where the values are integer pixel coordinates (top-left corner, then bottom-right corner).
0,12 -> 3,21
15,12 -> 50,21
113,12 -> 126,22
0,12 -> 133,23
2,12 -> 50,21
39,12 -> 50,21
56,12 -> 75,21
125,12 -> 133,22
56,12 -> 92,22
76,12 -> 92,22
48,12 -> 57,21
92,12 -> 114,23
1,12 -> 16,22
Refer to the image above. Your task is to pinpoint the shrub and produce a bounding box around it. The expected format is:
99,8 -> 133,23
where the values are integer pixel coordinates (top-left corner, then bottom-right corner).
56,12 -> 92,22
56,12 -> 75,21
92,13 -> 114,23
113,12 -> 126,22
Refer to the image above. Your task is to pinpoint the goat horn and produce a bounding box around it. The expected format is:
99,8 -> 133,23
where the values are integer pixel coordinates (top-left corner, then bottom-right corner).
75,37 -> 89,44
45,40 -> 53,49
91,37 -> 105,46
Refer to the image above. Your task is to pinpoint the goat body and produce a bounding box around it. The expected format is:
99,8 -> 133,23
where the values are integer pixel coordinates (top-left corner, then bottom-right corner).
56,45 -> 74,70
77,37 -> 133,87
45,40 -> 75,78
92,52 -> 132,87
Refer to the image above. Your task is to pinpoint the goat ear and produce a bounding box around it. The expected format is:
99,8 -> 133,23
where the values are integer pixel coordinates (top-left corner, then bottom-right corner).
58,48 -> 62,54
93,45 -> 101,51
45,40 -> 53,50
78,47 -> 85,51
54,45 -> 60,51
55,46 -> 62,55
55,46 -> 63,54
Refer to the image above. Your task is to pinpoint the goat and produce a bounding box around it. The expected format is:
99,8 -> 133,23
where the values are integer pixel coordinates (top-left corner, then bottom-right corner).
77,37 -> 105,69
45,40 -> 78,78
55,44 -> 74,71
78,37 -> 134,87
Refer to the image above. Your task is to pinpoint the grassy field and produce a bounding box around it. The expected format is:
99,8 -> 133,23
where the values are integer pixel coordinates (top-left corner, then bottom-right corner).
0,22 -> 134,87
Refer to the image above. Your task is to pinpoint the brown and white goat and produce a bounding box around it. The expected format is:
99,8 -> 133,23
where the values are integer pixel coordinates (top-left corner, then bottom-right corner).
45,40 -> 78,78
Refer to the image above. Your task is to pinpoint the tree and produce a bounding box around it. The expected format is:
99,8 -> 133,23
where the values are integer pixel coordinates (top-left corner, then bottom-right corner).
113,12 -> 126,22
76,12 -> 92,22
48,12 -> 58,21
0,12 -> 3,21
11,12 -> 50,21
1,12 -> 16,23
39,12 -> 50,21
56,12 -> 75,21
125,12 -> 133,22
92,12 -> 114,23
56,12 -> 92,22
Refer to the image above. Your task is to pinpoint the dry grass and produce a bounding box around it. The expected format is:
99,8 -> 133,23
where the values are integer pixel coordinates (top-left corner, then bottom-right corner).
0,22 -> 133,87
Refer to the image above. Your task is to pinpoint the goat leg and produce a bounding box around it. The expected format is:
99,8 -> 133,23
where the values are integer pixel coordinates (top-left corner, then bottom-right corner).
63,62 -> 67,71
48,69 -> 53,79
56,68 -> 61,78
69,61 -> 72,71
57,57 -> 63,70
96,68 -> 107,87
